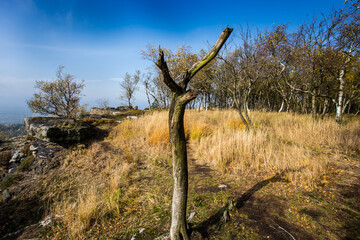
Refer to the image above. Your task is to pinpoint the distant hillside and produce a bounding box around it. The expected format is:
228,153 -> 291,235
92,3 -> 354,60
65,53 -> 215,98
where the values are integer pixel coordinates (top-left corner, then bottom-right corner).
0,123 -> 26,140
0,113 -> 29,124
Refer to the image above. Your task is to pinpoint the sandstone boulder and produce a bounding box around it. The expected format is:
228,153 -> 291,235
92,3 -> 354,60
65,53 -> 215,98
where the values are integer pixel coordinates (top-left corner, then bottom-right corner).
24,117 -> 93,144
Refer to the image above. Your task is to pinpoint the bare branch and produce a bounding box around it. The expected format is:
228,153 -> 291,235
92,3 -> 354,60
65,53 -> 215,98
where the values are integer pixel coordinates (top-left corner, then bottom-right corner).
181,27 -> 233,88
156,48 -> 182,93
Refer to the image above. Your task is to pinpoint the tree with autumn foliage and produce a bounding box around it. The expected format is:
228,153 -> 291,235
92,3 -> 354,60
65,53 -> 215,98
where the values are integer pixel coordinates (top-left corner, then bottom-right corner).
27,66 -> 85,118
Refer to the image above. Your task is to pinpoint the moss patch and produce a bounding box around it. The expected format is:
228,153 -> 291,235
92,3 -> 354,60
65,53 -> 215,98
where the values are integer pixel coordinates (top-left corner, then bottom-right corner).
17,155 -> 35,172
1,174 -> 20,190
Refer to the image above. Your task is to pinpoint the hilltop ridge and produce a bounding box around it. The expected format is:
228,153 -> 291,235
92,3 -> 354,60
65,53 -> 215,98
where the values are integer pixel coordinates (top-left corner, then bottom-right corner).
0,110 -> 359,239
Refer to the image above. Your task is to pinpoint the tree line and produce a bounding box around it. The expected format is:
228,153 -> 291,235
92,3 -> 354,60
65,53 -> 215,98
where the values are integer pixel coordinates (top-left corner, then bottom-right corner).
26,1 -> 359,125
137,1 -> 359,124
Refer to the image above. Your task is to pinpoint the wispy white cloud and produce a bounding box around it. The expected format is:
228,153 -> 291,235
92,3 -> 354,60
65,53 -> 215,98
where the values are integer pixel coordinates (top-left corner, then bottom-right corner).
108,77 -> 123,82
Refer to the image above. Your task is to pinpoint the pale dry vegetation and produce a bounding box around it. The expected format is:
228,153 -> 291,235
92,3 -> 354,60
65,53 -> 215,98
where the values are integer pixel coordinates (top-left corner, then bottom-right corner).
45,141 -> 134,239
191,110 -> 359,187
44,110 -> 359,239
111,109 -> 358,187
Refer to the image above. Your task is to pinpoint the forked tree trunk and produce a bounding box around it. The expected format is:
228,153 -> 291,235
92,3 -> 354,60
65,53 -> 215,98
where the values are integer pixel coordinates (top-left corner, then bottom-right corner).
155,28 -> 232,240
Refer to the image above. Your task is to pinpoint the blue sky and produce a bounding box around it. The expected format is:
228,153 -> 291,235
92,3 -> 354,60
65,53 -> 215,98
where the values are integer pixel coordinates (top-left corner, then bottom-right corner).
0,0 -> 343,122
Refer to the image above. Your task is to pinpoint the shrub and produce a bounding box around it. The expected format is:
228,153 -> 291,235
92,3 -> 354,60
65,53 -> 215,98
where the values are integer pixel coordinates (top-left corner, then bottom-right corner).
27,66 -> 85,118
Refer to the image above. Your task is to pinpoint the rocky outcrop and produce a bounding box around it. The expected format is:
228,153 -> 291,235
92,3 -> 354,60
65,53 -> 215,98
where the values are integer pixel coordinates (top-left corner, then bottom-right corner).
89,105 -> 138,116
29,139 -> 63,174
0,136 -> 63,176
4,137 -> 32,174
24,117 -> 93,144
0,135 -> 63,238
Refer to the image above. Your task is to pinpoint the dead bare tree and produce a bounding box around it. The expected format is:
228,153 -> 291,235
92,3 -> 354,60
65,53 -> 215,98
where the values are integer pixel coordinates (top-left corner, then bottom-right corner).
155,27 -> 232,240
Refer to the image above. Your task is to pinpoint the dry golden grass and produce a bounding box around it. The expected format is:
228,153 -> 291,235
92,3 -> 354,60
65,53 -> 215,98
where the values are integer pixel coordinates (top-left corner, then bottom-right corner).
109,111 -> 172,165
107,109 -> 359,187
44,141 -> 133,238
44,109 -> 359,238
189,110 -> 359,187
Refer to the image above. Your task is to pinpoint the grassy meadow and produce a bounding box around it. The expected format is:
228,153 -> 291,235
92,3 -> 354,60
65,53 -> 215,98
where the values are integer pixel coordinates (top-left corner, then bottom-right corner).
39,110 -> 360,239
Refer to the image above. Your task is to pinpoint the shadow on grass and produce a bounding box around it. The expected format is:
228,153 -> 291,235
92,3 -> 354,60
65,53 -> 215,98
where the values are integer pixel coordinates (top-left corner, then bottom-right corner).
337,175 -> 360,240
190,172 -> 286,238
190,167 -> 314,239
0,196 -> 44,240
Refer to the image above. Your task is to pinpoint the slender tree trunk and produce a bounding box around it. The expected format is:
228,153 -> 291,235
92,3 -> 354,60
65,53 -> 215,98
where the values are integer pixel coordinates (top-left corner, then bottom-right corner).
243,105 -> 254,130
233,97 -> 249,132
336,56 -> 350,123
243,94 -> 254,130
279,100 -> 285,112
342,99 -> 350,115
321,98 -> 329,119
237,108 -> 249,132
169,94 -> 190,240
267,95 -> 271,111
355,105 -> 360,115
336,68 -> 345,123
204,92 -> 207,111
311,93 -> 316,119
302,94 -> 308,114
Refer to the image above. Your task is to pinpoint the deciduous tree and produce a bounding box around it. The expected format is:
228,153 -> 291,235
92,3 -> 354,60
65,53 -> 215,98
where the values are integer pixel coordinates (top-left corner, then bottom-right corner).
27,66 -> 85,118
119,71 -> 140,107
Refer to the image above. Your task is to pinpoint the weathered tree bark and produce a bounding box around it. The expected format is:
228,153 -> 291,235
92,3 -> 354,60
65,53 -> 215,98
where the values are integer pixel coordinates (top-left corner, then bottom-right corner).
155,27 -> 232,240
168,91 -> 198,240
